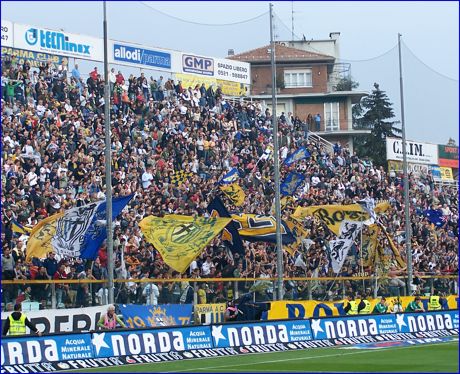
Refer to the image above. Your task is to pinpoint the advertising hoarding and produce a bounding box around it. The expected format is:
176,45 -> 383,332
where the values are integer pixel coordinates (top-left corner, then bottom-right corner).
386,138 -> 438,165
14,23 -> 103,61
1,19 -> 13,47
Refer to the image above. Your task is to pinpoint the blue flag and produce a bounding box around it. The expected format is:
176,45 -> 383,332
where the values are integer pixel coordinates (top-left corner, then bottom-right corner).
280,172 -> 305,196
284,147 -> 310,166
422,209 -> 448,228
207,197 -> 245,260
78,195 -> 134,259
219,168 -> 240,185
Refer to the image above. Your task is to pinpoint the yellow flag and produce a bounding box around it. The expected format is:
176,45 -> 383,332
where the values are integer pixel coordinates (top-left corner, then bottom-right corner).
360,224 -> 380,267
26,213 -> 65,261
379,224 -> 406,268
292,202 -> 390,236
139,215 -> 231,273
219,183 -> 245,206
284,216 -> 309,256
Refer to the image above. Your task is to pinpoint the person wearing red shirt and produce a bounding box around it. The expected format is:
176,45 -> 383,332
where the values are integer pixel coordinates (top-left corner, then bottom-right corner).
53,264 -> 68,307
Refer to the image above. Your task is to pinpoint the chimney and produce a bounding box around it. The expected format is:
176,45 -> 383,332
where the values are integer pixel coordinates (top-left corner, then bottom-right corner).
329,32 -> 340,40
228,49 -> 235,56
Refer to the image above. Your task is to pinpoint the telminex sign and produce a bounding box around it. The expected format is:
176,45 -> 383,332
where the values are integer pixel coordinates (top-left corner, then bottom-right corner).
113,43 -> 171,70
25,28 -> 90,54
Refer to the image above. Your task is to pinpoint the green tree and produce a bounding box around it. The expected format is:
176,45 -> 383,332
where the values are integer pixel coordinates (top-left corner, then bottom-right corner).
353,83 -> 401,166
334,77 -> 359,91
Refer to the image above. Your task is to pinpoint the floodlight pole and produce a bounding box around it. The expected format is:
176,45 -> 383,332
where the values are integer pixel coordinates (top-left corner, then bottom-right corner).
270,3 -> 284,301
103,0 -> 114,304
398,33 -> 413,294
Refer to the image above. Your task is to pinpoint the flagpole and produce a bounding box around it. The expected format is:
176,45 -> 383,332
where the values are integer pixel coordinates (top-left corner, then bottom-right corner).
269,3 -> 284,301
103,0 -> 114,304
398,34 -> 413,294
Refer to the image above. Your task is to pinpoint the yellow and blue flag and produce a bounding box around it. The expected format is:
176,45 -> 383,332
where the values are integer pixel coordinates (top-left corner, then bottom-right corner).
219,168 -> 240,185
231,214 -> 295,245
207,197 -> 246,260
139,215 -> 232,273
284,216 -> 309,256
219,183 -> 245,206
284,147 -> 310,166
280,172 -> 305,196
26,195 -> 133,261
171,170 -> 193,186
12,220 -> 32,235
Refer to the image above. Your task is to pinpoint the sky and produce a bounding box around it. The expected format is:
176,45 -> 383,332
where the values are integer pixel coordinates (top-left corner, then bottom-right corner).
2,1 -> 459,144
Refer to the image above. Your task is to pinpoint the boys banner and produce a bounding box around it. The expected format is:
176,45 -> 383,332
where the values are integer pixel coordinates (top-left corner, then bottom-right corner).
293,202 -> 390,236
118,304 -> 193,328
266,295 -> 459,320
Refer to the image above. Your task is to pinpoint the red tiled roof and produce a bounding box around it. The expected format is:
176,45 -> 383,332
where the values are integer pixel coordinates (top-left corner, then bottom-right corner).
229,44 -> 334,63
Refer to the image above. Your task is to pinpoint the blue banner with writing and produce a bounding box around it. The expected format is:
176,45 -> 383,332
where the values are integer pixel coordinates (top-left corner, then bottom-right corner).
211,320 -> 312,348
119,304 -> 193,328
1,333 -> 93,365
395,310 -> 458,333
92,325 -> 212,358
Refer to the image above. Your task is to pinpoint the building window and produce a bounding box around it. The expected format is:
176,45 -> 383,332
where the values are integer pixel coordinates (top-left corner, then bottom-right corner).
284,69 -> 312,88
324,102 -> 340,131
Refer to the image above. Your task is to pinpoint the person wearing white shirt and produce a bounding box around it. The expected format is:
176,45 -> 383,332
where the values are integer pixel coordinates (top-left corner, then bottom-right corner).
201,256 -> 213,276
142,167 -> 154,189
109,68 -> 116,92
143,283 -> 160,305
27,167 -> 38,187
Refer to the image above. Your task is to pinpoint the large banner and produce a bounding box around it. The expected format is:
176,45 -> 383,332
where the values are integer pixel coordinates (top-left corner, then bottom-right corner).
14,22 -> 104,61
387,160 -> 430,177
1,19 -> 13,47
438,144 -> 459,168
118,304 -> 193,328
174,73 -> 247,97
110,40 -> 172,71
1,46 -> 68,70
1,305 -> 107,334
386,138 -> 438,165
266,296 -> 459,320
1,311 -> 458,371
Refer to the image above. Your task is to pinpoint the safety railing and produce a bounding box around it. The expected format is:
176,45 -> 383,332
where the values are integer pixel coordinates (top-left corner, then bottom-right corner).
2,275 -> 457,311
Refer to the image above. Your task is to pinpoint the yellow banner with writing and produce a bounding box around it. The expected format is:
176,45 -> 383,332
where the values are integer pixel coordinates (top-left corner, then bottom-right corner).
175,73 -> 247,97
139,215 -> 231,273
292,202 -> 389,236
267,295 -> 458,320
194,303 -> 226,324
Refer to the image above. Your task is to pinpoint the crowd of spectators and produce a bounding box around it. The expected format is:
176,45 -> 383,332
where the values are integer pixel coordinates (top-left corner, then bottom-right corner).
1,55 -> 458,310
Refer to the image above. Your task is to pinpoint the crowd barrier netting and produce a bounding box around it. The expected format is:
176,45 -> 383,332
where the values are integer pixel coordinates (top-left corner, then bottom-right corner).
1,310 -> 458,373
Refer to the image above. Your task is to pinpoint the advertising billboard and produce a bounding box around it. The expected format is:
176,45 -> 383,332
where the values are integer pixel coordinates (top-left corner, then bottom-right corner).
110,41 -> 171,71
438,144 -> 458,168
1,19 -> 13,47
14,22 -> 103,61
386,138 -> 438,165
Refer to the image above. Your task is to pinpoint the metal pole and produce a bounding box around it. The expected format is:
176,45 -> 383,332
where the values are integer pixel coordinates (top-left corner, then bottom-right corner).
103,1 -> 114,304
398,34 -> 413,294
270,3 -> 284,301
